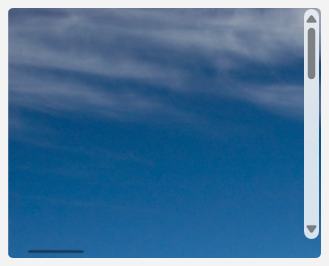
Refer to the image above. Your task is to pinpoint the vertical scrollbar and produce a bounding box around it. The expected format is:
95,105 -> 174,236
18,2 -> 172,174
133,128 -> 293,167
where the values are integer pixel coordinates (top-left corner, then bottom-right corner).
304,9 -> 319,239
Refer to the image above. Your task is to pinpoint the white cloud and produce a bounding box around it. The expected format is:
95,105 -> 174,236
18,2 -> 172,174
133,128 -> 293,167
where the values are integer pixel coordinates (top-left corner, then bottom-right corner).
9,8 -> 306,123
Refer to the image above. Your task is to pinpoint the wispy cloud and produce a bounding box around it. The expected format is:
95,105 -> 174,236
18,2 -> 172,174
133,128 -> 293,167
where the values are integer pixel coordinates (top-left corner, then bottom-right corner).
9,8 -> 306,130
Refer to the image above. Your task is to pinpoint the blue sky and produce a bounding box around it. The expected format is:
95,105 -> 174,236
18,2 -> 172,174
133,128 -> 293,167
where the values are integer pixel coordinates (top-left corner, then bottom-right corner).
9,8 -> 320,257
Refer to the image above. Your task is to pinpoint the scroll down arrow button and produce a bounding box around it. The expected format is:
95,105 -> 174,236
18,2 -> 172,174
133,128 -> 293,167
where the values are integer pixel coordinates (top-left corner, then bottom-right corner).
307,225 -> 317,233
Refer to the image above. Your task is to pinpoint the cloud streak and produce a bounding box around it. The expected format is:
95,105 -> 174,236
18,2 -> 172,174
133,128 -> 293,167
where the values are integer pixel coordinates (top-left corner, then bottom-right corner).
9,8 -> 306,130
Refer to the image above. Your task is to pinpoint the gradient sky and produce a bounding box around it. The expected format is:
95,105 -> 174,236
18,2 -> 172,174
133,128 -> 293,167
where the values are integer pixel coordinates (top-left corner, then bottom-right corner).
8,8 -> 320,257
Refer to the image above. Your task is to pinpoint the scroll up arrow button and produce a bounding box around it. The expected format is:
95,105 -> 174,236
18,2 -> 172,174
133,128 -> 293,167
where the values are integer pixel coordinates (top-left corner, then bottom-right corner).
307,15 -> 317,23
